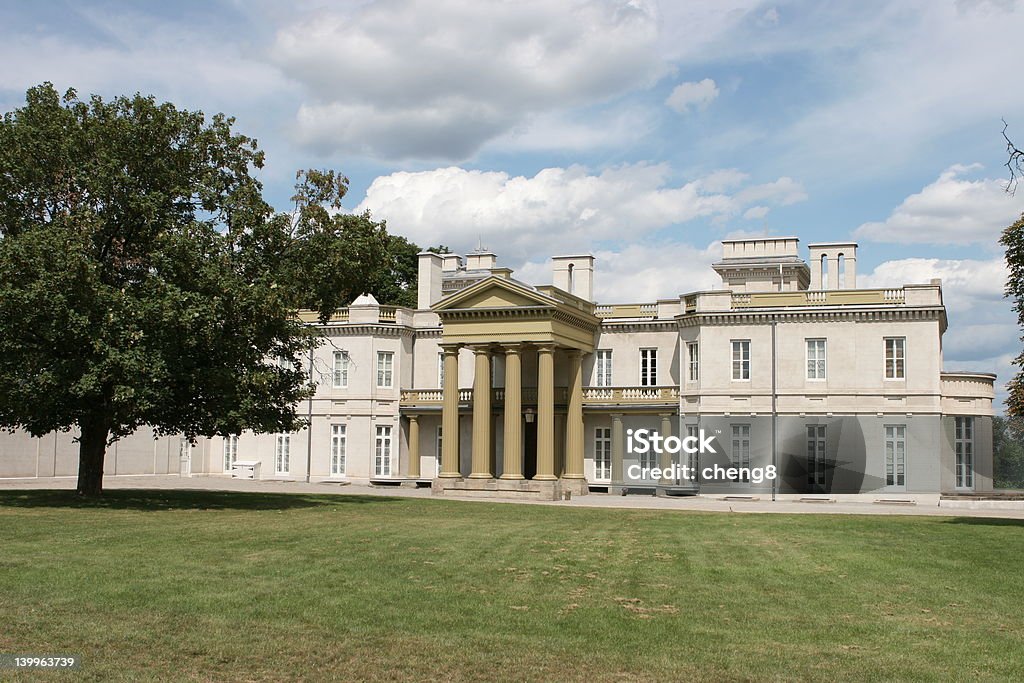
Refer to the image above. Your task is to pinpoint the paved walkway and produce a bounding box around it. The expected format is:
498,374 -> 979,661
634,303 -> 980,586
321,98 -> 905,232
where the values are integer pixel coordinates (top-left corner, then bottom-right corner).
2,475 -> 1023,519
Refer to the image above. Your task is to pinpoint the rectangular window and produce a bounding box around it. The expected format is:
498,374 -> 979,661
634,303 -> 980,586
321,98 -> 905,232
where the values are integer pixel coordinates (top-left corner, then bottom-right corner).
179,437 -> 192,476
275,434 -> 290,475
640,348 -> 657,386
884,425 -> 906,487
687,342 -> 699,382
333,350 -> 349,388
807,425 -> 826,487
222,434 -> 238,472
377,351 -> 394,388
685,425 -> 700,483
596,350 -> 613,387
885,337 -> 905,379
438,352 -> 445,388
594,427 -> 611,481
732,340 -> 751,381
955,417 -> 974,489
806,339 -> 826,380
731,424 -> 750,482
375,425 -> 393,476
330,424 -> 347,477
435,426 -> 443,476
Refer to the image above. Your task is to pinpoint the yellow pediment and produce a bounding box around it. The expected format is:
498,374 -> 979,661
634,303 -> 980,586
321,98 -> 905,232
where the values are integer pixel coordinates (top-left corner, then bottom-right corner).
432,276 -> 555,313
456,288 -> 548,310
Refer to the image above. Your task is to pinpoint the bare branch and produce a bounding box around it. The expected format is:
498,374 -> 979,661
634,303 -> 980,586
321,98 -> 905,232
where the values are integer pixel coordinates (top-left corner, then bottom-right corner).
1004,118 -> 1024,196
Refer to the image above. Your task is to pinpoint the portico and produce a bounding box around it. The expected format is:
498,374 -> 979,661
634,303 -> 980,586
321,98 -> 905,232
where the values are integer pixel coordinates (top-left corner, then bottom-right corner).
425,275 -> 599,499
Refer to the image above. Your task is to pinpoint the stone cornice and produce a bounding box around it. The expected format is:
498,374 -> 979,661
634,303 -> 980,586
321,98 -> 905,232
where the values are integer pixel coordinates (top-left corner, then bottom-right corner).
598,320 -> 678,332
676,306 -> 946,329
319,324 -> 414,338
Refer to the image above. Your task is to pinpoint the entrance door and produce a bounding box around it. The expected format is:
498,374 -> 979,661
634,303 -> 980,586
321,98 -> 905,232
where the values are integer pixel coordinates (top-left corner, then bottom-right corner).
523,419 -> 537,480
178,437 -> 192,477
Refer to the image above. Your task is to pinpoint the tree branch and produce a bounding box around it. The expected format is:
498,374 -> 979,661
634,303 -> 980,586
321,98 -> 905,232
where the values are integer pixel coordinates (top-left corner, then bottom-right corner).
1004,118 -> 1024,196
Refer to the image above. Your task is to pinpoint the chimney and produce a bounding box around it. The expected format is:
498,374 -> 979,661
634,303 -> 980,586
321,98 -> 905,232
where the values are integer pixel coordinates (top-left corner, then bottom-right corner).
808,242 -> 857,290
465,250 -> 497,271
441,254 -> 462,272
552,255 -> 595,301
417,252 -> 443,309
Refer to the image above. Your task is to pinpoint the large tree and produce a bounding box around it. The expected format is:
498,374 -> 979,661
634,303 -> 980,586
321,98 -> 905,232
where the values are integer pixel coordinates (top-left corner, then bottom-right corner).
1001,213 -> 1024,416
0,84 -> 389,495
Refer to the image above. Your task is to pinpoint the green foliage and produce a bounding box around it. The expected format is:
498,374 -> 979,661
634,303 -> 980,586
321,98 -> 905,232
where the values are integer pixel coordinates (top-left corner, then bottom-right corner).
993,415 -> 1024,489
0,84 -> 390,493
364,233 -> 420,307
1000,213 -> 1024,416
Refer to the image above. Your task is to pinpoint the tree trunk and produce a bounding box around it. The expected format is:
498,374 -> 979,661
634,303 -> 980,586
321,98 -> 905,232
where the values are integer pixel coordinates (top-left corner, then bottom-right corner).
77,417 -> 110,497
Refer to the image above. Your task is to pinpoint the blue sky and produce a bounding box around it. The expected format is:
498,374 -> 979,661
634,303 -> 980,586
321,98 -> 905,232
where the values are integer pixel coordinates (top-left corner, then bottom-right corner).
2,0 -> 1023,404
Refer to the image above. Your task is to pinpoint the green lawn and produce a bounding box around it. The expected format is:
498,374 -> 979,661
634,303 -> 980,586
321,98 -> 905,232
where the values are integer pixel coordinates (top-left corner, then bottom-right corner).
1,490 -> 1022,682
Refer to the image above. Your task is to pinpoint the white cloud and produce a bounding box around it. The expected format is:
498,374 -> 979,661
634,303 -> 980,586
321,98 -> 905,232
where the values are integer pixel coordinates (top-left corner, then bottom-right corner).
665,78 -> 719,113
854,165 -> 1024,246
354,163 -> 806,261
517,241 -> 723,302
270,0 -> 669,160
858,256 -> 1006,313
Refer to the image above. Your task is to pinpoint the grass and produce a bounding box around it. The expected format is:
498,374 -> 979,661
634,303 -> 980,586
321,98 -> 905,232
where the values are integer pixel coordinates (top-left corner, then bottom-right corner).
1,490 -> 1023,682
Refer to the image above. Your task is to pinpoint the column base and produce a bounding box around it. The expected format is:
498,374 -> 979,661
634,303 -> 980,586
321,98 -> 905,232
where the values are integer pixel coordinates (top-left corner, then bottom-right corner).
431,477 -> 587,501
467,473 -> 494,479
499,473 -> 525,480
559,478 -> 589,497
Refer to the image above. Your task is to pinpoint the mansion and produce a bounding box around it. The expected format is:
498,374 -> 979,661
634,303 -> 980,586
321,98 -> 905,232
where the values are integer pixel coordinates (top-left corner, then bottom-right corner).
0,237 -> 996,500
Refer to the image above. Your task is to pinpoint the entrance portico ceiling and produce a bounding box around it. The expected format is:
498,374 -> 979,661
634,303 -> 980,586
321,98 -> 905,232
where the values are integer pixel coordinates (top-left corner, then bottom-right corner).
431,275 -> 600,352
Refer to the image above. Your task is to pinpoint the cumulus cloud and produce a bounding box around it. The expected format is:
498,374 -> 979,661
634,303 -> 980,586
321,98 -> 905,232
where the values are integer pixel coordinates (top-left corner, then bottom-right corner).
858,256 -> 1007,309
854,165 -> 1024,246
665,78 -> 719,113
353,163 -> 807,260
270,0 -> 669,160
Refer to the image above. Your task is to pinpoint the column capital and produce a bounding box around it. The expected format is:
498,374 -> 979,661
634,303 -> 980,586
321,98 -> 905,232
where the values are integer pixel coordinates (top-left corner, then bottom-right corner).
565,348 -> 583,359
471,344 -> 492,356
500,342 -> 524,353
439,342 -> 461,354
536,343 -> 557,354
408,414 -> 419,423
